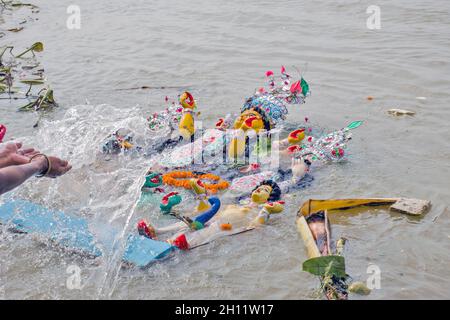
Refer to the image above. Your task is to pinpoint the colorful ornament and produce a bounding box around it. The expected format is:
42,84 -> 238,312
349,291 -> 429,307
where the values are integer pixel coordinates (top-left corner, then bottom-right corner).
346,120 -> 364,130
287,145 -> 302,154
220,223 -> 233,231
172,233 -> 189,250
230,171 -> 274,193
331,147 -> 345,159
142,172 -> 163,189
190,221 -> 204,231
242,66 -> 310,129
178,92 -> 197,139
189,178 -> 212,213
148,103 -> 183,132
288,129 -> 306,144
162,171 -> 229,194
293,121 -> 362,163
102,128 -> 135,154
160,191 -> 182,214
137,219 -> 156,239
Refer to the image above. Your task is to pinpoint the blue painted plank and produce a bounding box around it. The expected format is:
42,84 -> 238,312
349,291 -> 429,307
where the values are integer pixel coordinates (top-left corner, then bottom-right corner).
0,199 -> 174,267
123,235 -> 175,267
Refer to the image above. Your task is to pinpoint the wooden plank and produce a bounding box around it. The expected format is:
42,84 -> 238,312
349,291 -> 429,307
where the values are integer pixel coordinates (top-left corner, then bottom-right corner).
299,198 -> 430,217
296,216 -> 321,259
390,198 -> 431,216
0,199 -> 174,267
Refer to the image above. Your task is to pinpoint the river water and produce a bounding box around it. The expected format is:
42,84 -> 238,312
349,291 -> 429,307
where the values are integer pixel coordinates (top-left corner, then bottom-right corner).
1,0 -> 450,299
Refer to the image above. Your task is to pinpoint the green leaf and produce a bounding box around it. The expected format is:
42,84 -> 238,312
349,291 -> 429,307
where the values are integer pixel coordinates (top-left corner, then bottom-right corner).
16,42 -> 44,58
346,120 -> 363,130
11,3 -> 38,9
18,101 -> 36,111
303,255 -> 346,277
30,42 -> 44,52
45,89 -> 55,104
20,79 -> 44,85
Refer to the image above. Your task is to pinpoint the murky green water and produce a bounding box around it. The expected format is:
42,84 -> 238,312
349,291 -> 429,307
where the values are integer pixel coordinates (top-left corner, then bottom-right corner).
1,0 -> 450,299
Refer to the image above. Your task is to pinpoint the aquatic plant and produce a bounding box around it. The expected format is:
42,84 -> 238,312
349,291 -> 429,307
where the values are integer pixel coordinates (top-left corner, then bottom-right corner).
0,41 -> 56,126
18,87 -> 57,112
0,46 -> 14,64
15,42 -> 43,58
0,66 -> 13,95
20,78 -> 44,96
0,1 -> 38,10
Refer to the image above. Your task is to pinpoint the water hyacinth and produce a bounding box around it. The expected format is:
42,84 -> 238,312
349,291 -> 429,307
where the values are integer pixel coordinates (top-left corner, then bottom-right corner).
18,87 -> 58,112
0,40 -> 57,126
15,42 -> 44,58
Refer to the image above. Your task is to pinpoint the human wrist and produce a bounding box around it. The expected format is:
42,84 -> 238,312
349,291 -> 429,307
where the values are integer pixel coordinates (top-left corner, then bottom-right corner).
30,154 -> 49,176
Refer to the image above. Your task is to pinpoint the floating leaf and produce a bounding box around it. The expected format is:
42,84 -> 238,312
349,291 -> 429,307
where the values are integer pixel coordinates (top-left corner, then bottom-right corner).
21,64 -> 40,70
7,27 -> 24,32
20,79 -> 44,85
387,109 -> 415,116
18,87 -> 57,112
31,42 -> 44,52
346,120 -> 364,130
45,89 -> 56,104
303,255 -> 346,278
10,2 -> 38,9
16,42 -> 44,58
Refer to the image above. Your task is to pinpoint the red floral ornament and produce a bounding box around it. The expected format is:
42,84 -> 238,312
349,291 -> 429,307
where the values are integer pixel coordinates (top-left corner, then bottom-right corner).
290,80 -> 301,94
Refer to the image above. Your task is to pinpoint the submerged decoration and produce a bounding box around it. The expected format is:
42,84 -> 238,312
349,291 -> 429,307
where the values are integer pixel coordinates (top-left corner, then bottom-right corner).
293,121 -> 363,163
162,171 -> 229,194
102,128 -> 135,154
159,191 -> 182,214
170,180 -> 286,250
178,91 -> 197,140
244,66 -> 310,128
147,103 -> 183,132
189,178 -> 211,213
0,61 -> 384,296
147,92 -> 198,137
142,172 -> 163,189
229,66 -> 310,159
296,197 -> 431,300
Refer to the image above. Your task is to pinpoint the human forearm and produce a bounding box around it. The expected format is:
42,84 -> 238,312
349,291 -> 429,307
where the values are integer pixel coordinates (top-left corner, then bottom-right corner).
0,158 -> 47,195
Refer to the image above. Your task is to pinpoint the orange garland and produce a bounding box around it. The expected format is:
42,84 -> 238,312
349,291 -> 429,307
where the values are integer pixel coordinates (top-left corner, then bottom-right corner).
162,171 -> 229,194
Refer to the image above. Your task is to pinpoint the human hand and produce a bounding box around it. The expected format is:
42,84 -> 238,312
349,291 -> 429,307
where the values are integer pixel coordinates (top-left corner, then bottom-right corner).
291,157 -> 309,184
0,142 -> 40,169
30,154 -> 72,178
47,156 -> 72,178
